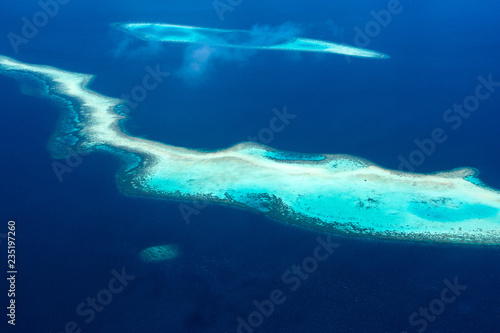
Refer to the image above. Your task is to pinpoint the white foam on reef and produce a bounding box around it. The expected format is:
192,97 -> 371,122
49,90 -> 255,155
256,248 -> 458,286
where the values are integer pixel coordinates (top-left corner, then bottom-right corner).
2,56 -> 500,245
113,22 -> 389,59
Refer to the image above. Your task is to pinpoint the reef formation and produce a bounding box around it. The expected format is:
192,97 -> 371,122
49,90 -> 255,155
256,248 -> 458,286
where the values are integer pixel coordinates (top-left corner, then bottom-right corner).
1,55 -> 500,245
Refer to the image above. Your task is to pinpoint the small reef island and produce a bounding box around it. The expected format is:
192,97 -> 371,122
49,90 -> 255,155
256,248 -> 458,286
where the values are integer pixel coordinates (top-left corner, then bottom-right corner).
112,22 -> 390,59
1,32 -> 499,246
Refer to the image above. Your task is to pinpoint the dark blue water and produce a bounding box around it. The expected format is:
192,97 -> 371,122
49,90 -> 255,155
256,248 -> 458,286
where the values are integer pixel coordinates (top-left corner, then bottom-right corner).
1,1 -> 500,332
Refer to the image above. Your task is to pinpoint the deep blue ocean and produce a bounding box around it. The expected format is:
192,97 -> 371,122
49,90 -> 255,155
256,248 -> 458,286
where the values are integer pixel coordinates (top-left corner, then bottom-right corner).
1,1 -> 500,332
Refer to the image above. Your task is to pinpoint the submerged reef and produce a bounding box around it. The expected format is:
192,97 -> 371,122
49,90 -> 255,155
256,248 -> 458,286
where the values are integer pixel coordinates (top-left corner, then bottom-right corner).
112,22 -> 390,59
1,55 -> 500,245
139,244 -> 180,262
